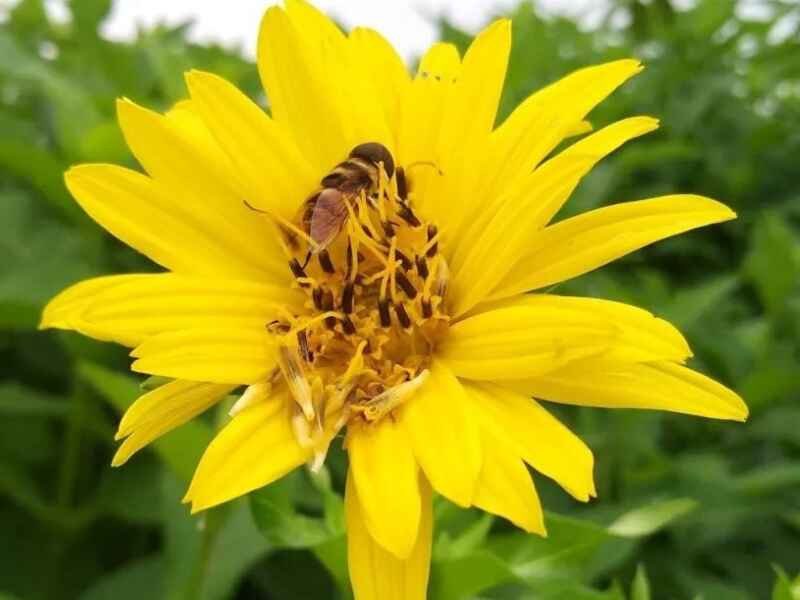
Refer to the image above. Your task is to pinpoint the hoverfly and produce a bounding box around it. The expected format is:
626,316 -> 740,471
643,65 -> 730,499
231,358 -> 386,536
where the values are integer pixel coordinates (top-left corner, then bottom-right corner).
301,142 -> 407,253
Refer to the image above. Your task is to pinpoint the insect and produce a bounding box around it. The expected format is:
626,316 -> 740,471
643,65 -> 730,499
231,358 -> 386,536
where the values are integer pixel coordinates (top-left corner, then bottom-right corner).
300,142 -> 397,253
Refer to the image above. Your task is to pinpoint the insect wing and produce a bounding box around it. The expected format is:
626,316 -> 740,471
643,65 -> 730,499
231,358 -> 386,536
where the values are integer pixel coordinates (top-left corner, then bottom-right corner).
310,188 -> 349,251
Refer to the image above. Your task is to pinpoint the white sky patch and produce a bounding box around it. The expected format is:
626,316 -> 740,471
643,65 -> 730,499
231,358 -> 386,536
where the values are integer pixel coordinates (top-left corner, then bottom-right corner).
94,0 -> 606,61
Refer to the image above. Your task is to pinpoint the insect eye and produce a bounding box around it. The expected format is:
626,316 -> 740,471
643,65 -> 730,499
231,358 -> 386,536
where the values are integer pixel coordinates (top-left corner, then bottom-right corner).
349,142 -> 395,178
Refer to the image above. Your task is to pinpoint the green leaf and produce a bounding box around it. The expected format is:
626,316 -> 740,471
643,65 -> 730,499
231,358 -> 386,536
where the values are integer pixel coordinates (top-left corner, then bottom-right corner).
660,274 -> 740,330
250,470 -> 340,549
197,501 -> 271,600
0,191 -> 100,328
631,564 -> 652,600
432,550 -> 517,600
744,214 -> 800,314
772,566 -> 800,600
0,383 -> 69,418
79,555 -> 163,600
69,0 -> 112,33
607,498 -> 698,538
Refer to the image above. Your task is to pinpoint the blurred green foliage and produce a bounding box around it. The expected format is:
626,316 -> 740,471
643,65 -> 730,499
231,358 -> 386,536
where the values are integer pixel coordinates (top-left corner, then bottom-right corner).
1,0 -> 799,598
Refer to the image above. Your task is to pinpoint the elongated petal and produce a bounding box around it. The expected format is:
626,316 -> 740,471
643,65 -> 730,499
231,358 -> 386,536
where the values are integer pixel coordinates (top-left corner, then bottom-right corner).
485,59 -> 643,197
437,19 -> 510,168
258,5 -> 391,174
466,382 -> 595,502
489,195 -> 736,300
451,117 -> 659,314
185,392 -> 310,512
475,294 -> 691,363
473,427 -> 546,534
42,273 -> 303,347
396,43 -> 460,221
348,27 -> 410,138
396,43 -> 460,168
65,165 -> 284,281
427,19 -> 513,246
185,70 -> 316,218
283,0 -> 394,154
439,302 -> 616,381
41,274 -> 147,332
116,99 -> 287,279
259,6 -> 343,172
507,360 -> 748,421
112,380 -> 235,466
131,328 -> 275,384
348,420 -> 420,558
398,360 -> 481,507
346,471 -> 432,600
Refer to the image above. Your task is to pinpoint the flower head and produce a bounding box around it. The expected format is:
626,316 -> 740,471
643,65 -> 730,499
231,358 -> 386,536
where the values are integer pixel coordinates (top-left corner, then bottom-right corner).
41,1 -> 747,597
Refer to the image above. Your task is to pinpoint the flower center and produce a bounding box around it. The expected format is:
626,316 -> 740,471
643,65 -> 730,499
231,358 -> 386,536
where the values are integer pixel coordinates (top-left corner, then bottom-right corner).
266,143 -> 449,466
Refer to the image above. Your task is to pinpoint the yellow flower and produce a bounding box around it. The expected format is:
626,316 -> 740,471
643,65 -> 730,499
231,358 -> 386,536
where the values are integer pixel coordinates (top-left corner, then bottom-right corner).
41,1 -> 748,597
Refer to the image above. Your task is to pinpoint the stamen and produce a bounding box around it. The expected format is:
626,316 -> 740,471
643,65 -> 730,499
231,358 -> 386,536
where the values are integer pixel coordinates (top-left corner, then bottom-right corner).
342,316 -> 357,335
395,303 -> 412,329
378,298 -> 391,327
395,249 -> 413,271
416,255 -> 429,279
229,381 -> 271,416
312,287 -> 324,310
342,281 -> 355,314
318,249 -> 335,274
434,256 -> 449,299
426,225 -> 438,258
291,404 -> 314,448
421,298 -> 433,318
396,166 -> 408,201
297,330 -> 312,362
354,370 -> 429,422
395,270 -> 418,299
277,344 -> 315,420
289,258 -> 308,281
397,205 -> 421,227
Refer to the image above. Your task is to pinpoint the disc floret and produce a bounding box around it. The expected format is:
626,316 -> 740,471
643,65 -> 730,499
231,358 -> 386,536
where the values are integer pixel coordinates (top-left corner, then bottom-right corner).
267,147 -> 449,465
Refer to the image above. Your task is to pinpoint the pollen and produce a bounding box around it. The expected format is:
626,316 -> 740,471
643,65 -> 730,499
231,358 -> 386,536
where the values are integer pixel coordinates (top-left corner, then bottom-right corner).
266,148 -> 450,463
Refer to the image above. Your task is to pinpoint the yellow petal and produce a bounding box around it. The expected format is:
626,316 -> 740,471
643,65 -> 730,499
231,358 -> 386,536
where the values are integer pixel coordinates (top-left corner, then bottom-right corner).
474,294 -> 691,363
437,19 -> 510,168
347,419 -> 420,558
473,427 -> 546,534
425,20 -> 512,242
348,27 -> 410,139
489,195 -> 737,301
486,59 -> 643,198
185,392 -> 310,512
43,273 -> 302,347
115,98 -> 286,279
439,301 -> 616,381
184,69 -> 316,218
112,380 -> 235,466
258,6 -> 343,172
450,117 -> 659,314
258,5 -> 391,174
130,328 -> 275,385
507,359 -> 748,421
398,360 -> 481,507
346,470 -> 432,600
40,274 -> 146,332
466,382 -> 595,502
395,42 -> 460,216
65,164 -> 284,281
284,0 -> 394,154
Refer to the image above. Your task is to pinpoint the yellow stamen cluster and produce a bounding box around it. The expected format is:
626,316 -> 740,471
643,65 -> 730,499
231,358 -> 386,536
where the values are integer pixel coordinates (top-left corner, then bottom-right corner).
269,167 -> 449,464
